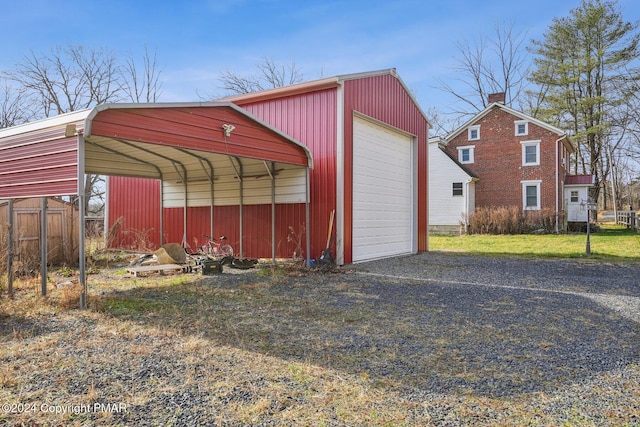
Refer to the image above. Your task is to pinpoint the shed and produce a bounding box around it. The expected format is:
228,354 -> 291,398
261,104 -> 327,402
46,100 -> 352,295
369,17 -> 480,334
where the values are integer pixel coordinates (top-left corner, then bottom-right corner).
0,103 -> 313,306
108,69 -> 430,264
0,197 -> 79,266
564,174 -> 595,223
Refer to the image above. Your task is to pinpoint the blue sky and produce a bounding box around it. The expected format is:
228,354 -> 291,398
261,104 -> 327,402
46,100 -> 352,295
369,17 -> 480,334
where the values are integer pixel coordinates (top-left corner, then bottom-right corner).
1,0 -> 639,114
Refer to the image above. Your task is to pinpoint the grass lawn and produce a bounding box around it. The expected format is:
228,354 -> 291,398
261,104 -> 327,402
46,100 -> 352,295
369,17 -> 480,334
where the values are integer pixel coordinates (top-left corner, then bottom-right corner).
429,223 -> 640,261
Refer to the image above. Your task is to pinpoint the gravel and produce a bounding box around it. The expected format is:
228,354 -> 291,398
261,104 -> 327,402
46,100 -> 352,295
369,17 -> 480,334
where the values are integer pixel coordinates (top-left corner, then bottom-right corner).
1,252 -> 639,426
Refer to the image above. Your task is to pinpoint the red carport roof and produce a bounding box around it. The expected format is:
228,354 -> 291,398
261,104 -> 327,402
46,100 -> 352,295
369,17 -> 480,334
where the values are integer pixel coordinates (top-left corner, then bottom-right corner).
84,102 -> 313,171
0,102 -> 312,199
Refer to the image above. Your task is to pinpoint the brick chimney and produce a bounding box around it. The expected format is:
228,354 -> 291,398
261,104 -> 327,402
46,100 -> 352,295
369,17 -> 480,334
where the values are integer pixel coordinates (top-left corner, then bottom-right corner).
488,92 -> 506,104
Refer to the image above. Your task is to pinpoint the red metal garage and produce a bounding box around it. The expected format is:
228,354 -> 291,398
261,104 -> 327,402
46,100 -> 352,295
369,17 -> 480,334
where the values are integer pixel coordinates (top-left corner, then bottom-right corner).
108,68 -> 430,264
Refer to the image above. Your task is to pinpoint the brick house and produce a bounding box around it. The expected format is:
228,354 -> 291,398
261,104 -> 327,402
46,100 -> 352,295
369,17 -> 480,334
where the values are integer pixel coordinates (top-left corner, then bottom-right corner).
443,93 -> 591,231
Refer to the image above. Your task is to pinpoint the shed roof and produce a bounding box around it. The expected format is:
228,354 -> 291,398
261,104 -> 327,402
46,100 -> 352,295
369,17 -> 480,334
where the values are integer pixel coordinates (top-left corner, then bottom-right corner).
565,174 -> 595,186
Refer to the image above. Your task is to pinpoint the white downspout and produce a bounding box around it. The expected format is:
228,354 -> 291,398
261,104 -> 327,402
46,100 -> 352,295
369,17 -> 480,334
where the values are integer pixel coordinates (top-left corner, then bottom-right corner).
464,178 -> 472,233
555,136 -> 566,234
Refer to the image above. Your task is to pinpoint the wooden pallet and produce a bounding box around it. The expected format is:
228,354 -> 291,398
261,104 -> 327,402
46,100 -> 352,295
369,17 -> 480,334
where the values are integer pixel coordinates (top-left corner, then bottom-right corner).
126,264 -> 187,277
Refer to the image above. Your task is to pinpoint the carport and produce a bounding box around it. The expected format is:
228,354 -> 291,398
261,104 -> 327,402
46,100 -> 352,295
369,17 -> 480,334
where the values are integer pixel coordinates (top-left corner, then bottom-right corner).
0,102 -> 313,307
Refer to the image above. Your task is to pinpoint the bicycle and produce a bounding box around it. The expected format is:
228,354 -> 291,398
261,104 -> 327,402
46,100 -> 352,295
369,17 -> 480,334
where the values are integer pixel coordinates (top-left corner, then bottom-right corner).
200,234 -> 234,259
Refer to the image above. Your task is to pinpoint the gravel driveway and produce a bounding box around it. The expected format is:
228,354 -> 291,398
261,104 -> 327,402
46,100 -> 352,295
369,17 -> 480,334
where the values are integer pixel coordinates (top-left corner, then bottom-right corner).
342,252 -> 640,387
350,251 -> 640,319
1,251 -> 639,426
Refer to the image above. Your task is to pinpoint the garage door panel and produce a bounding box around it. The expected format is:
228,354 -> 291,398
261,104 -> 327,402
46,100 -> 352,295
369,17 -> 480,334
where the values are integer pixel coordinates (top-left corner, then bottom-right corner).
352,116 -> 414,262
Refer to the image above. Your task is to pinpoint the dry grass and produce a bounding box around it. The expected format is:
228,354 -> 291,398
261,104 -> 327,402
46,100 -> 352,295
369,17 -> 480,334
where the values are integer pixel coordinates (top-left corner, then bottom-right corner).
1,262 -> 639,426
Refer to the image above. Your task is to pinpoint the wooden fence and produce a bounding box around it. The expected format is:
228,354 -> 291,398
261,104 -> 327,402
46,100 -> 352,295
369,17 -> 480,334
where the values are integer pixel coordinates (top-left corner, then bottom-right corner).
616,211 -> 640,232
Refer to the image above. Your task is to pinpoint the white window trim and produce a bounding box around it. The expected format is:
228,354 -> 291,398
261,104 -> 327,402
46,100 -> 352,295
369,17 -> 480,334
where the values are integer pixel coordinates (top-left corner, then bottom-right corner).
515,120 -> 529,136
468,125 -> 480,141
570,190 -> 579,203
520,140 -> 541,166
521,180 -> 542,210
457,145 -> 475,164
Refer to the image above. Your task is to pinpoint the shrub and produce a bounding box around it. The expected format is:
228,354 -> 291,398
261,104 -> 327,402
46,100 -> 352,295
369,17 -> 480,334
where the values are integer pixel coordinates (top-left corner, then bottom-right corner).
467,206 -> 559,235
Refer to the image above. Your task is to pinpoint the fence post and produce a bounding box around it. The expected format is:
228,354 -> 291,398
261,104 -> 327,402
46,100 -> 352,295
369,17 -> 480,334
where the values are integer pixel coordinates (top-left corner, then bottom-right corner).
7,199 -> 14,297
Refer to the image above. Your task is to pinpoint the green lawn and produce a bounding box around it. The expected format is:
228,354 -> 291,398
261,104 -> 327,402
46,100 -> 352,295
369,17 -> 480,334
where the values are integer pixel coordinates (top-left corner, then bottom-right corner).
428,223 -> 640,261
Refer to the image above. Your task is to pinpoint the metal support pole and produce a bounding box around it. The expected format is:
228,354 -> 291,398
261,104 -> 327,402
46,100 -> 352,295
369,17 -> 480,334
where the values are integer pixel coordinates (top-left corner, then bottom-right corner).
586,206 -> 591,255
238,160 -> 243,258
305,168 -> 311,267
40,197 -> 48,296
79,191 -> 87,308
270,162 -> 276,264
7,199 -> 14,297
159,180 -> 165,246
78,134 -> 87,309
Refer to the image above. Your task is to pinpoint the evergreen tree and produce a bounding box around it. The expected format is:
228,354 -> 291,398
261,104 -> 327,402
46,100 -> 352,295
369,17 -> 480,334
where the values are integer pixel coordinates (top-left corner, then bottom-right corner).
529,0 -> 640,203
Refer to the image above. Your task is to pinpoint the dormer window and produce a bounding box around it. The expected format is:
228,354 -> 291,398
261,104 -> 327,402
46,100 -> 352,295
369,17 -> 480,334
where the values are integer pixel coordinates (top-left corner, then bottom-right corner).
515,120 -> 528,136
468,125 -> 480,141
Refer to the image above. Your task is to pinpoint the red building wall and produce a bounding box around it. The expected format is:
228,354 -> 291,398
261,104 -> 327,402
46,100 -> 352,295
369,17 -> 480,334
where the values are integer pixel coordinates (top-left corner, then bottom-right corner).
235,88 -> 338,261
238,73 -> 429,264
108,176 -> 305,258
341,75 -> 429,261
107,177 -> 161,249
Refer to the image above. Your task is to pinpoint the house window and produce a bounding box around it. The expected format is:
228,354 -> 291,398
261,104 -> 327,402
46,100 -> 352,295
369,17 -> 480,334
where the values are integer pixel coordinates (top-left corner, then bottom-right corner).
468,125 -> 480,141
515,120 -> 528,136
457,145 -> 475,164
571,191 -> 579,202
522,180 -> 541,210
521,140 -> 541,166
452,182 -> 463,196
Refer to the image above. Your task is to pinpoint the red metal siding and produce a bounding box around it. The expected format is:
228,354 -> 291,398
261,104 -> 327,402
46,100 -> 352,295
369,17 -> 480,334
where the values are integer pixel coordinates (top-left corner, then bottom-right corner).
0,127 -> 80,198
342,75 -> 429,262
236,89 -> 338,261
107,176 -> 161,249
169,204 -> 307,258
107,175 -> 307,258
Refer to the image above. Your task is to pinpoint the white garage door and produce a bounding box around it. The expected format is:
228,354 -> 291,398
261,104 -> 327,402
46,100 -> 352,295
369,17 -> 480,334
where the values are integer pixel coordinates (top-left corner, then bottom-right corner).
352,116 -> 415,262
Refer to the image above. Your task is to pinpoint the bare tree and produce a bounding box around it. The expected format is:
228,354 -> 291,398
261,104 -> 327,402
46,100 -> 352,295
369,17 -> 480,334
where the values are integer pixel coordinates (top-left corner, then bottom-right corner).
218,57 -> 304,96
0,80 -> 32,128
436,21 -> 529,120
6,45 -> 122,117
426,106 -> 465,139
120,46 -> 164,102
4,44 -> 164,216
